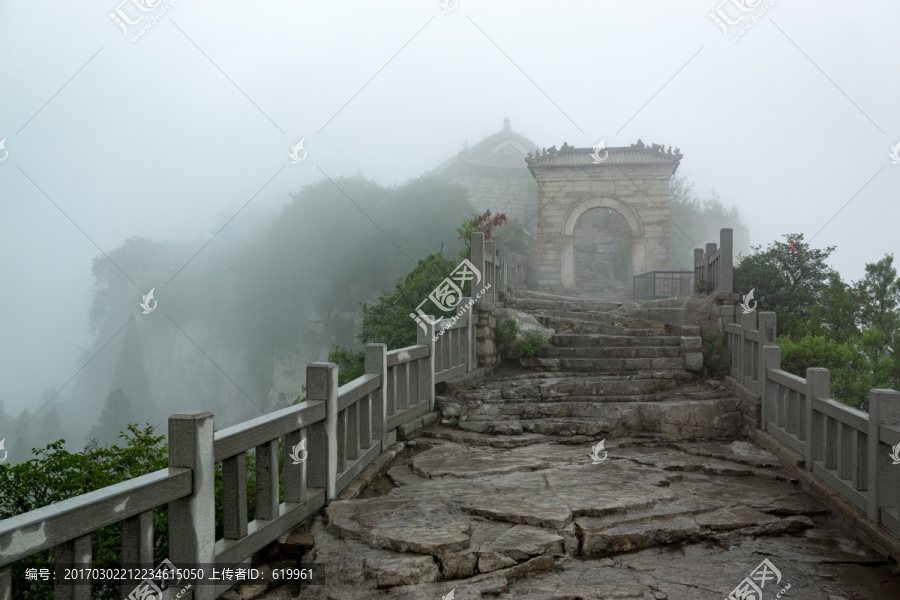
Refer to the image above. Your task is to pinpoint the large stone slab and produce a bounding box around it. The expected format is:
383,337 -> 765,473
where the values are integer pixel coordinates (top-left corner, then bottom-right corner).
411,445 -> 551,478
480,524 -> 564,561
326,498 -> 471,555
362,554 -> 440,588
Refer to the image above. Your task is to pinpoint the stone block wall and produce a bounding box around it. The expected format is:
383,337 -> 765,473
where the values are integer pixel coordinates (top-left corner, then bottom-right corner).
475,304 -> 502,372
531,163 -> 676,290
448,167 -> 538,229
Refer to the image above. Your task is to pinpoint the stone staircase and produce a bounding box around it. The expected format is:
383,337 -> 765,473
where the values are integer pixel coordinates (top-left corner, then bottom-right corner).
252,294 -> 900,600
437,295 -> 741,443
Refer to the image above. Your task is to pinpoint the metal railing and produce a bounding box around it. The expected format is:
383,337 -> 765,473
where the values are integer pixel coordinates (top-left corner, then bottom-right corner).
633,270 -> 694,300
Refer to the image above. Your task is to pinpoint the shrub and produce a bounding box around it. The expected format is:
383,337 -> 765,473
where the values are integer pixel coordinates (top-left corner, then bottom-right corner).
515,331 -> 548,359
778,335 -> 875,409
695,278 -> 715,294
328,345 -> 366,385
498,318 -> 519,358
701,329 -> 730,378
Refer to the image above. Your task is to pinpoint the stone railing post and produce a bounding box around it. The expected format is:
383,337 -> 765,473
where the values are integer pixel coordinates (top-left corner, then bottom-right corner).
485,240 -> 497,302
757,312 -> 776,429
720,228 -> 733,294
761,344 -> 781,432
705,243 -> 717,291
464,298 -> 476,372
805,368 -> 830,471
471,232 -> 485,297
366,344 -> 388,450
417,318 -> 436,411
693,248 -> 704,295
307,362 -> 338,500
168,411 -> 215,599
739,310 -> 756,382
1,565 -> 10,600
867,389 -> 900,523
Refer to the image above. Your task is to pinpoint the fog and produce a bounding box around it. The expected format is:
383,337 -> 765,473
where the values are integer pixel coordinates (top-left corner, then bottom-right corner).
1,1 -> 898,456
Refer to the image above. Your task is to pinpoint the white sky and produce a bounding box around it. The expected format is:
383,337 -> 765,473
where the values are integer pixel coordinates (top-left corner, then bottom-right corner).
1,0 -> 898,413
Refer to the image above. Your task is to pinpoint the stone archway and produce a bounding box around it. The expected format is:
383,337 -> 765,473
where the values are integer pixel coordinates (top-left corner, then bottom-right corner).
525,141 -> 682,293
561,198 -> 643,289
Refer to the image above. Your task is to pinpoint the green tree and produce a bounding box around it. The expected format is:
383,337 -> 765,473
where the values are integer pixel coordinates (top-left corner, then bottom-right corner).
733,233 -> 836,338
803,272 -> 859,343
855,254 -> 900,353
38,406 -> 63,449
358,253 -> 458,350
87,388 -> 135,447
327,346 -> 366,386
110,323 -> 154,425
778,335 -> 875,409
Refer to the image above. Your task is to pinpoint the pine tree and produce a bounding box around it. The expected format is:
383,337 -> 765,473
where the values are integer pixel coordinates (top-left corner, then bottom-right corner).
87,388 -> 136,447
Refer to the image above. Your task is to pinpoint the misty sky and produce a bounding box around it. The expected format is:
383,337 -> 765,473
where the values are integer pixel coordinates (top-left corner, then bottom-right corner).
1,0 -> 898,415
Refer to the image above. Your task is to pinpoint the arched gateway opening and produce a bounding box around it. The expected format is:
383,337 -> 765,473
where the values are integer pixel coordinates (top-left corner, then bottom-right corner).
573,207 -> 633,297
526,141 -> 682,298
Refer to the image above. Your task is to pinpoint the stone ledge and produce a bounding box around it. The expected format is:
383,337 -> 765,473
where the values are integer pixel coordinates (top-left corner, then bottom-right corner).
750,428 -> 900,566
397,411 -> 442,441
336,441 -> 406,500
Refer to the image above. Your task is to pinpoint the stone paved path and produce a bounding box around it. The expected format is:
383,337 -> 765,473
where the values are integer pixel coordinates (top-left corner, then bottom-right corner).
261,435 -> 900,599
256,296 -> 900,600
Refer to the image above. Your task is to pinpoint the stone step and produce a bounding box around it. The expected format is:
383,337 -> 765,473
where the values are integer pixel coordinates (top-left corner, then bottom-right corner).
506,297 -> 625,313
446,393 -> 733,422
538,316 -> 675,337
539,310 -> 672,329
455,374 -> 688,401
519,356 -> 686,372
443,389 -> 728,411
551,333 -> 681,347
543,345 -> 681,359
452,397 -> 742,440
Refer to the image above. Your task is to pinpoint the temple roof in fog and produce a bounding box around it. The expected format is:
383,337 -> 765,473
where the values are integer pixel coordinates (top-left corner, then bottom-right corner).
431,118 -> 540,175
525,140 -> 683,172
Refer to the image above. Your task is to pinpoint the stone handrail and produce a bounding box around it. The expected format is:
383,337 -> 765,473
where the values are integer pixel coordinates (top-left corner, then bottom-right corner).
724,308 -> 900,542
0,232 -> 530,600
469,231 -> 532,303
694,227 -> 733,294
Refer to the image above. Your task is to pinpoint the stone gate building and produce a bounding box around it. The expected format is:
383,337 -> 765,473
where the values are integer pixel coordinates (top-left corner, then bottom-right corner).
525,141 -> 683,292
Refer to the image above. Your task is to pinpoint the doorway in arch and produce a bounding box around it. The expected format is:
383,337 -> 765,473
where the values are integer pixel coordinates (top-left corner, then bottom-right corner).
573,207 -> 633,299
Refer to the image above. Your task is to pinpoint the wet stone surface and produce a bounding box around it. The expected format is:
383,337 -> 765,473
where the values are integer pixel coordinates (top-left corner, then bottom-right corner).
258,436 -> 900,600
